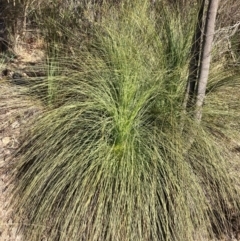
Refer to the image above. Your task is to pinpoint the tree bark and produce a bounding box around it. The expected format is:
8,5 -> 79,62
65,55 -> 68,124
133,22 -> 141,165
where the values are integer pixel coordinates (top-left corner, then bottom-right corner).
185,0 -> 205,110
0,18 -> 7,52
195,0 -> 220,122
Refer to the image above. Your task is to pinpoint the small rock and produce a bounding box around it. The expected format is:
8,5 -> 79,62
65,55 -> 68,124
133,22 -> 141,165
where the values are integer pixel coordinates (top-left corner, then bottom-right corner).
2,137 -> 10,146
1,69 -> 11,77
3,149 -> 11,156
12,72 -> 22,79
0,159 -> 4,167
11,121 -> 20,129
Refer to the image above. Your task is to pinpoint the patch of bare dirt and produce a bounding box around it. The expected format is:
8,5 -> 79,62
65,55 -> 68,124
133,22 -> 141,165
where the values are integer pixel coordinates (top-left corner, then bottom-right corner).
0,57 -> 43,240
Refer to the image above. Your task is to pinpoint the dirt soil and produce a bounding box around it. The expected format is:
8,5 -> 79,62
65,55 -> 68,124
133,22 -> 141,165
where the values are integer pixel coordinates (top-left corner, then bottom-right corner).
0,80 -> 43,241
0,46 -> 43,240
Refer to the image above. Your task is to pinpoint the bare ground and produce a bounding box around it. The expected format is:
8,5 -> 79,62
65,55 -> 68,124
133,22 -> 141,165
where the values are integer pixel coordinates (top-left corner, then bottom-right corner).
0,81 -> 42,241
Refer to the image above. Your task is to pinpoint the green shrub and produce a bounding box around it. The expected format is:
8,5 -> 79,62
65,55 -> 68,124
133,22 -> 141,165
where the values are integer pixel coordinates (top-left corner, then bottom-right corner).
10,1 -> 240,241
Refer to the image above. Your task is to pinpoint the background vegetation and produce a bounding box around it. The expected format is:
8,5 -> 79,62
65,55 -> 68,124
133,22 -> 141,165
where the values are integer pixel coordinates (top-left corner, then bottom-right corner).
1,0 -> 240,240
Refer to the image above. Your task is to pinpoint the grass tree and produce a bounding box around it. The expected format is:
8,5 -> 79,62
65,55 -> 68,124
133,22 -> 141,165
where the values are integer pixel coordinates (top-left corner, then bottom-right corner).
9,1 -> 240,241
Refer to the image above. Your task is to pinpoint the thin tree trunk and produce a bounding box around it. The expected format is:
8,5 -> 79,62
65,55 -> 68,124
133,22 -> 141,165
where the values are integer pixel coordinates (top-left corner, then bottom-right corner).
184,0 -> 205,110
195,0 -> 219,122
23,1 -> 29,37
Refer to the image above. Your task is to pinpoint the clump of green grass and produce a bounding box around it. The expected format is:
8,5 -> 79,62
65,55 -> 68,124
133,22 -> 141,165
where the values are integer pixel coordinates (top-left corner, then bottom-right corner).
10,1 -> 240,241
